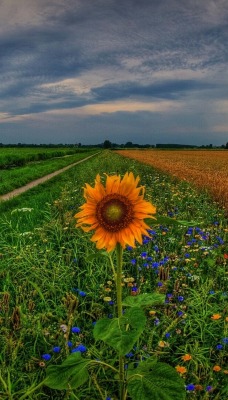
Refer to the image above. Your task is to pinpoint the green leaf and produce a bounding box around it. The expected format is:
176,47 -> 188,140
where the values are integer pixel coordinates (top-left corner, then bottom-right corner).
44,352 -> 90,390
122,293 -> 165,307
93,307 -> 146,356
127,359 -> 186,400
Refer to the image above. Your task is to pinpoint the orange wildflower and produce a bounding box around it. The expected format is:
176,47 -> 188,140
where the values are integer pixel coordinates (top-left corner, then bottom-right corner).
75,172 -> 156,252
211,314 -> 222,320
175,365 -> 187,374
182,354 -> 192,361
213,365 -> 221,372
225,316 -> 228,322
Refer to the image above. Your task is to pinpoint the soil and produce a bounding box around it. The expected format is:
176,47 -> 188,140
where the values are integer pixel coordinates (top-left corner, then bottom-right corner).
0,153 -> 98,202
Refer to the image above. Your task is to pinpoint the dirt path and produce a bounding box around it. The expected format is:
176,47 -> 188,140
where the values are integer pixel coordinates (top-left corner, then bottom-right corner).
0,152 -> 99,202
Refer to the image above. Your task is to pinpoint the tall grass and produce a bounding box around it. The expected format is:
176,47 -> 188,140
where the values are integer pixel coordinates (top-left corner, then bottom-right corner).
0,151 -> 227,399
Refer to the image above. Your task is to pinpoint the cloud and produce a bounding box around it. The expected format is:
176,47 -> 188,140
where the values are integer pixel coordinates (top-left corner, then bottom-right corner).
0,0 -> 227,144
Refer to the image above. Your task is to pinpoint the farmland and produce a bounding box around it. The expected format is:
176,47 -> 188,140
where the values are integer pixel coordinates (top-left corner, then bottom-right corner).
115,149 -> 228,213
0,148 -> 98,195
0,150 -> 227,399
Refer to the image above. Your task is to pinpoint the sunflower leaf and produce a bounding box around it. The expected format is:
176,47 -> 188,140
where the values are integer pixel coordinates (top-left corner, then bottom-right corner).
44,352 -> 90,390
127,358 -> 186,400
122,293 -> 165,307
93,307 -> 146,356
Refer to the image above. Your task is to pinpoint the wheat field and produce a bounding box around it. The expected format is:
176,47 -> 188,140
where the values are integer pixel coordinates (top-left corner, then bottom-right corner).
115,150 -> 228,213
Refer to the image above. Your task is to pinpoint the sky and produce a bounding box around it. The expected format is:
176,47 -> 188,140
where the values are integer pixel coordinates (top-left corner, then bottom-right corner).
0,0 -> 228,146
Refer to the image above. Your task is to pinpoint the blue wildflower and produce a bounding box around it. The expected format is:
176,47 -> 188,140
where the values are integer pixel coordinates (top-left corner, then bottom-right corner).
42,354 -> 51,361
72,344 -> 87,353
186,384 -> 195,391
216,344 -> 223,350
79,291 -> 86,297
53,346 -> 61,353
72,327 -> 81,334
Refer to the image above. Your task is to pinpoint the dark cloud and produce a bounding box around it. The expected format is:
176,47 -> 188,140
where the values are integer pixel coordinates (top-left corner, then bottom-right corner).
0,0 -> 227,144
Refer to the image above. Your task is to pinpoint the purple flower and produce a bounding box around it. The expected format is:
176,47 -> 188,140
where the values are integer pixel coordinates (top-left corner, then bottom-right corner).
206,386 -> 213,392
42,353 -> 51,361
72,326 -> 81,334
157,282 -> 163,287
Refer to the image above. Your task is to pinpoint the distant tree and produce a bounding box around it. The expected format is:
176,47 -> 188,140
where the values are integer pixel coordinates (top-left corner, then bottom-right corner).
125,141 -> 133,148
103,140 -> 112,149
225,142 -> 228,149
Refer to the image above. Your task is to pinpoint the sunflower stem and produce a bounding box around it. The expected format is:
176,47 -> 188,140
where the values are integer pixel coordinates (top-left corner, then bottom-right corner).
116,243 -> 125,400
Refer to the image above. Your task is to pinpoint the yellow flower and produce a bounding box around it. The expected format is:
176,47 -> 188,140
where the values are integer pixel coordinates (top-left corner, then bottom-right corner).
175,365 -> 187,374
182,354 -> 192,361
149,310 -> 156,316
103,297 -> 112,302
75,172 -> 156,252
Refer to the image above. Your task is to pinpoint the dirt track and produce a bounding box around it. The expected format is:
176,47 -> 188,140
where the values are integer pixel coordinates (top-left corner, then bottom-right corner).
0,152 -> 99,201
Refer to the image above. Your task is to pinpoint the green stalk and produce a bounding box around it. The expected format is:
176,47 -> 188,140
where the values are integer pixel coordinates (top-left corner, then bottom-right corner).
116,242 -> 125,400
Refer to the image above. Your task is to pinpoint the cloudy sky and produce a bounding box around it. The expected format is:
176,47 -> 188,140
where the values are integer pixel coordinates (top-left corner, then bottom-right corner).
0,0 -> 228,146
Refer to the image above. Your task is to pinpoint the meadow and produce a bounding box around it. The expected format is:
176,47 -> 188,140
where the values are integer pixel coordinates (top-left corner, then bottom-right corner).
0,150 -> 227,399
115,149 -> 228,214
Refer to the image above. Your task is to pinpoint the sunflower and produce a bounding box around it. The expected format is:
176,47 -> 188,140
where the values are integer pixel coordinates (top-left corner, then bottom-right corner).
75,172 -> 156,252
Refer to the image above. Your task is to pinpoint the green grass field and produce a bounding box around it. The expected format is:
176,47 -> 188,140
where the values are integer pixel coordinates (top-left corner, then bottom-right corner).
0,149 -> 98,195
0,151 -> 227,399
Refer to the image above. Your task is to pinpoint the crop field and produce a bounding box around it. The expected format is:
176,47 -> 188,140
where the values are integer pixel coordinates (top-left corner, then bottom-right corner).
115,149 -> 228,214
0,151 -> 227,399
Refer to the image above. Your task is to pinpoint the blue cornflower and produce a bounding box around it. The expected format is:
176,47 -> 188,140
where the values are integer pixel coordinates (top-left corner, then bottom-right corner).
222,337 -> 228,344
152,262 -> 159,268
131,259 -> 136,265
42,353 -> 51,361
154,318 -> 160,326
72,326 -> 81,334
67,341 -> 73,347
127,246 -> 133,251
186,384 -> 195,391
177,296 -> 184,302
216,344 -> 223,350
206,386 -> 213,392
177,311 -> 184,317
53,346 -> 61,353
79,291 -> 86,297
157,282 -> 163,287
125,352 -> 134,358
184,253 -> 190,258
141,252 -> 147,258
209,290 -> 215,295
165,332 -> 171,338
72,344 -> 87,353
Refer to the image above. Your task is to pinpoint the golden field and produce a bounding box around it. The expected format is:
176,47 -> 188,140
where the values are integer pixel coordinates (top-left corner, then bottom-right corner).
115,149 -> 228,213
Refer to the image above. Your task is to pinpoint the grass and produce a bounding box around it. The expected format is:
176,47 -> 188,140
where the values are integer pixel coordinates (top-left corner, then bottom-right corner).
0,150 -> 227,399
0,150 -> 98,195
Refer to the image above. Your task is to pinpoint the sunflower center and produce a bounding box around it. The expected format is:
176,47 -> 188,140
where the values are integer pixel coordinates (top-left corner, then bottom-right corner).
96,194 -> 134,232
